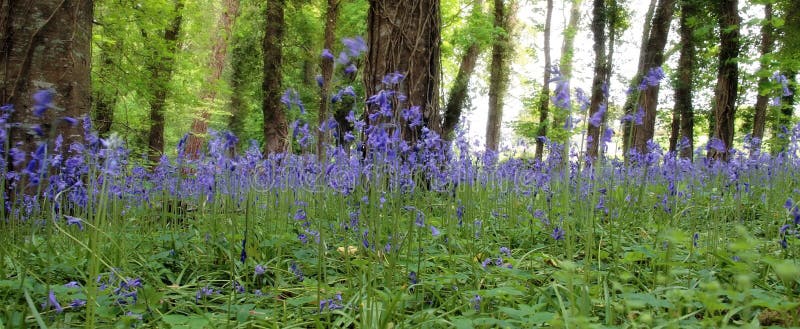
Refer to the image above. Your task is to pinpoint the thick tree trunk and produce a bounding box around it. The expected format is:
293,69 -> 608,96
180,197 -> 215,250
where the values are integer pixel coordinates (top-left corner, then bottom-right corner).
586,0 -> 607,160
598,0 -> 616,159
486,0 -> 513,152
317,0 -> 338,160
752,3 -> 774,143
709,0 -> 740,160
0,0 -> 92,163
263,0 -> 289,154
621,0 -> 657,154
184,0 -> 239,159
146,0 -> 184,164
365,0 -> 442,143
672,0 -> 696,158
533,0 -> 553,160
442,0 -> 484,140
551,0 -> 582,143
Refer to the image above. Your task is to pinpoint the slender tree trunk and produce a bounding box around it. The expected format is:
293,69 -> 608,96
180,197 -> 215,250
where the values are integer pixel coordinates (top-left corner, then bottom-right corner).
0,0 -> 92,163
533,0 -> 553,159
184,0 -> 239,158
671,0 -> 696,158
263,0 -> 289,154
771,70 -> 797,153
486,0 -> 514,152
630,0 -> 676,154
93,46 -> 117,138
443,0 -> 484,140
317,0 -> 338,160
599,0 -> 616,159
552,0 -> 582,143
621,0 -> 657,154
709,0 -> 741,160
586,0 -> 607,160
752,3 -> 774,143
146,0 -> 184,164
365,0 -> 442,144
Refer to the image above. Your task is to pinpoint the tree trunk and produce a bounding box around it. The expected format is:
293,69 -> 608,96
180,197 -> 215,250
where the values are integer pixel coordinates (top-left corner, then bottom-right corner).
533,0 -> 553,159
752,3 -> 774,143
263,0 -> 289,154
771,70 -> 797,153
442,0 -> 484,140
317,0 -> 338,160
630,0 -> 676,154
184,0 -> 239,159
621,0 -> 657,154
93,46 -> 117,138
709,0 -> 740,160
672,0 -> 696,158
364,0 -> 442,143
586,0 -> 607,160
599,0 -> 616,159
146,0 -> 184,164
551,0 -> 582,144
0,0 -> 92,164
486,0 -> 513,152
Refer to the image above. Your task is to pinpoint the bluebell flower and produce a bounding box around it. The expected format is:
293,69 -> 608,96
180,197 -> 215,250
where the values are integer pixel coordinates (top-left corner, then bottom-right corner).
472,295 -> 481,311
321,49 -> 334,60
342,36 -> 367,56
33,90 -> 53,117
47,290 -> 63,313
64,215 -> 83,230
409,271 -> 417,284
69,299 -> 86,308
430,225 -> 440,237
255,265 -> 265,276
500,247 -> 511,257
551,227 -> 565,241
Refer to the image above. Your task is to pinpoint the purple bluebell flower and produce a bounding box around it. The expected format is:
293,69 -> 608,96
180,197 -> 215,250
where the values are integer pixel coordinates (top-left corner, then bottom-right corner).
409,271 -> 417,284
551,227 -> 565,241
255,265 -> 265,276
345,63 -> 357,75
321,48 -> 334,60
500,247 -> 511,257
64,215 -> 83,230
707,138 -> 726,153
69,299 -> 86,308
430,225 -> 440,237
692,232 -> 699,247
472,295 -> 481,311
342,36 -> 367,56
64,281 -> 80,288
47,290 -> 63,313
33,90 -> 53,117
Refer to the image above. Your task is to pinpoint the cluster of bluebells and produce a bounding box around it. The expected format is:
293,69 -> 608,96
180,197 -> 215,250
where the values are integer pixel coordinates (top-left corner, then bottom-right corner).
319,293 -> 344,312
780,198 -> 800,248
481,247 -> 513,269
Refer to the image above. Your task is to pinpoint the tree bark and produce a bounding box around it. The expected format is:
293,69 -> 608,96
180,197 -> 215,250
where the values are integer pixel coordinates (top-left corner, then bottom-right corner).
672,0 -> 696,158
364,0 -> 442,143
533,0 -> 553,159
263,0 -> 289,154
442,0 -> 484,140
551,0 -> 582,143
184,0 -> 239,159
586,0 -> 607,160
93,45 -> 117,138
630,0 -> 676,155
621,0 -> 657,154
751,3 -> 774,143
0,0 -> 92,163
317,0 -> 338,160
145,0 -> 184,164
486,0 -> 513,152
709,0 -> 740,160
